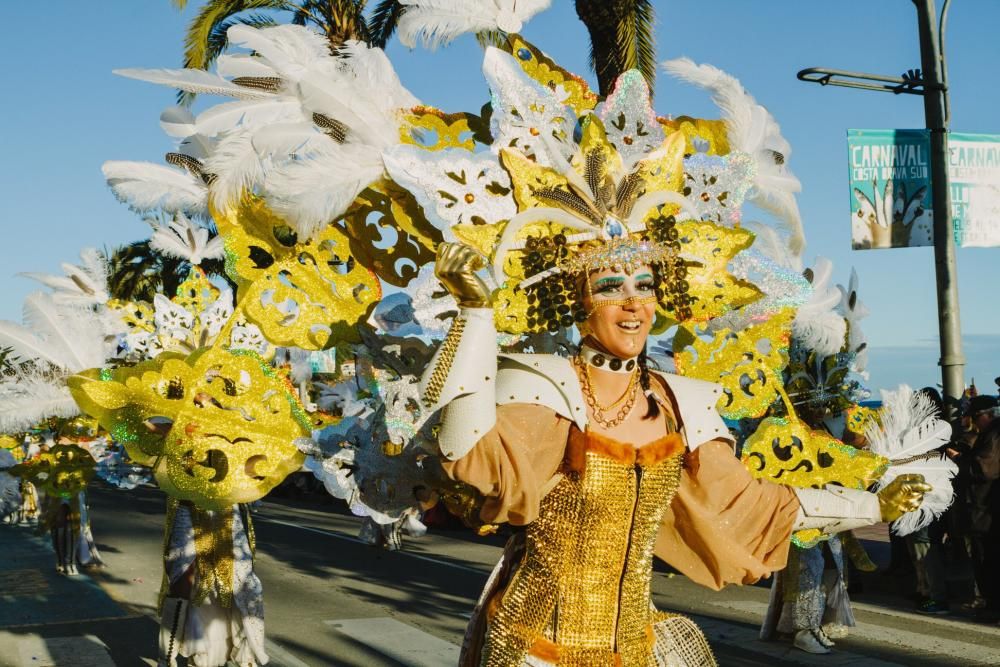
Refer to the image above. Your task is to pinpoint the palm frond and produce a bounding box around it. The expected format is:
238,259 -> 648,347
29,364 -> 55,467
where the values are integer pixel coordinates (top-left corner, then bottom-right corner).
367,0 -> 405,48
205,13 -> 281,87
576,0 -> 657,96
180,0 -> 291,104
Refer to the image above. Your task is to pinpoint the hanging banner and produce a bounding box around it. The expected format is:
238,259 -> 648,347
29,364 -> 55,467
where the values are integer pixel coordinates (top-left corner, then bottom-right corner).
847,129 -> 933,250
950,132 -> 1000,248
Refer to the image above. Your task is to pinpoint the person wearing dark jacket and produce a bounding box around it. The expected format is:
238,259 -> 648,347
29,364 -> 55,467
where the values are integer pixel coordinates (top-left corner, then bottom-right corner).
967,395 -> 1000,618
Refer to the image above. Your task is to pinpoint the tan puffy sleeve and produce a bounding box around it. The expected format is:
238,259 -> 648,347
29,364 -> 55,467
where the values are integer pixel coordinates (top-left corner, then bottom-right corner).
654,440 -> 800,590
441,403 -> 570,526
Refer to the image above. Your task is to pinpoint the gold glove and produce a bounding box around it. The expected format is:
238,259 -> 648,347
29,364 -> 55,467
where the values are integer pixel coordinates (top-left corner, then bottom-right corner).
435,242 -> 492,308
877,473 -> 933,523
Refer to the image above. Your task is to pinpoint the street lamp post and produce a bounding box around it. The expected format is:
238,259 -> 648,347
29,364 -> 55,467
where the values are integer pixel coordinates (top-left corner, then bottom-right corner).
797,0 -> 965,421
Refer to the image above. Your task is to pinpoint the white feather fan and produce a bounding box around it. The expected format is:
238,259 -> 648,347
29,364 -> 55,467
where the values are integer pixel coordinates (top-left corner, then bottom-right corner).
0,293 -> 109,373
261,143 -> 383,239
102,161 -> 209,219
662,57 -> 805,256
204,128 -> 266,212
226,24 -> 333,82
792,257 -> 847,357
21,248 -> 110,307
114,67 -> 275,100
867,385 -> 957,536
837,269 -> 871,374
149,213 -> 225,266
0,374 -> 80,434
396,0 -> 552,49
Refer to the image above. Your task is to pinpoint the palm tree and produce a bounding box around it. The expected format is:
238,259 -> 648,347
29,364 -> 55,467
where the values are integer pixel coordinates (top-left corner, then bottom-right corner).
170,1 -> 377,80
106,239 -> 230,302
170,1 -> 657,97
574,0 -> 655,96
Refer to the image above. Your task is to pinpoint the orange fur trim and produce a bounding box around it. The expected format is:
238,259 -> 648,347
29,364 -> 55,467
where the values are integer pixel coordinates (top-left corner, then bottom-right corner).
583,430 -> 684,467
636,433 -> 684,467
585,430 -> 640,465
527,637 -> 562,662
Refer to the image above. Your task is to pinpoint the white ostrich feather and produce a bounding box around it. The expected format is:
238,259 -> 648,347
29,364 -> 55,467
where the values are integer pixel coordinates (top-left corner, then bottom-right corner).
297,69 -> 400,148
226,24 -> 333,82
337,41 -> 420,112
837,268 -> 870,373
792,257 -> 846,357
0,376 -> 79,433
160,106 -> 197,139
261,143 -> 382,239
204,129 -> 265,212
215,53 -> 278,79
149,213 -> 225,266
21,248 -> 111,307
193,97 -> 304,139
662,57 -> 804,256
0,293 -> 106,372
397,0 -> 552,49
251,122 -> 338,160
114,67 -> 274,100
867,385 -> 957,535
102,161 -> 209,218
744,221 -> 803,272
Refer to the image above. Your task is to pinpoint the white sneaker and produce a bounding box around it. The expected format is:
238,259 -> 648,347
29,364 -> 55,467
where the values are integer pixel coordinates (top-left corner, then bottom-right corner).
794,629 -> 832,654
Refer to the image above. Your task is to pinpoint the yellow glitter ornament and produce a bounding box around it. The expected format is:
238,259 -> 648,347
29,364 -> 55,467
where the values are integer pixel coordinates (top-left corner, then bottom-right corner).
674,308 -> 794,419
12,444 -> 96,498
216,198 -> 382,350
69,346 -> 309,509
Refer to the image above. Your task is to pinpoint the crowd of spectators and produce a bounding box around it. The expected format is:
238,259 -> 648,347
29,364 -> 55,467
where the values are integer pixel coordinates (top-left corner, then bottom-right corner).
895,382 -> 1000,622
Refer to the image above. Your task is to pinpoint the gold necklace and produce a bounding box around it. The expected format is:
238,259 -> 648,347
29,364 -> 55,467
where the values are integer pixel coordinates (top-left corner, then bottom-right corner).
583,361 -> 637,410
575,356 -> 638,428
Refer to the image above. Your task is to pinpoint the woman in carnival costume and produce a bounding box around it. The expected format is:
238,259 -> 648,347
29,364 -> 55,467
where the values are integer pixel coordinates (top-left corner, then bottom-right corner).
424,226 -> 928,665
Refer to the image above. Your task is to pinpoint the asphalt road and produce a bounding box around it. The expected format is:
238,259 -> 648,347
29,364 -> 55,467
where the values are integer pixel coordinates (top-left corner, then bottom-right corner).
1,484 -> 998,666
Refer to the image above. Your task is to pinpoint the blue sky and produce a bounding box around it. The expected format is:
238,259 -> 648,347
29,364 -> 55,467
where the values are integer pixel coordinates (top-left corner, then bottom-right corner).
1,0 -> 998,394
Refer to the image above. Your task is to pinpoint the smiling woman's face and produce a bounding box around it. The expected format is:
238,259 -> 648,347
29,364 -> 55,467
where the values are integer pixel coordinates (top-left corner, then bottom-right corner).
580,265 -> 657,358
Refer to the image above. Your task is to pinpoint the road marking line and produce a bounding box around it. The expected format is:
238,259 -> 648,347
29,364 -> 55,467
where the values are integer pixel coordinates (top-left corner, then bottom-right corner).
717,600 -> 1000,663
254,515 -> 490,576
324,617 -> 460,667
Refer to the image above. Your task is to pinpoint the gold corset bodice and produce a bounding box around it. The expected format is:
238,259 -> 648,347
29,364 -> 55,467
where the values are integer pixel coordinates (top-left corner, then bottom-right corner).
483,429 -> 685,666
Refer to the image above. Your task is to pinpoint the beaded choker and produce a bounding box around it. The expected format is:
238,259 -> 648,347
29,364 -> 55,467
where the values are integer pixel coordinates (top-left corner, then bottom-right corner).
579,345 -> 638,374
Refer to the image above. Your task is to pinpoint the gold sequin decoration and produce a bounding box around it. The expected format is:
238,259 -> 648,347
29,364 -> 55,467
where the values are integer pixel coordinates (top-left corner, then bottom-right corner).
674,307 -> 794,419
341,180 -> 441,288
399,107 -> 478,152
192,505 -> 235,608
422,317 -> 466,408
452,221 -> 506,259
107,299 -> 156,335
500,149 -> 572,214
10,444 -> 95,498
172,266 -> 220,319
484,442 -> 683,666
659,116 -> 731,156
503,35 -> 599,115
741,416 -> 889,490
676,220 -> 763,323
215,197 -> 382,349
70,346 -> 308,509
492,283 -> 541,335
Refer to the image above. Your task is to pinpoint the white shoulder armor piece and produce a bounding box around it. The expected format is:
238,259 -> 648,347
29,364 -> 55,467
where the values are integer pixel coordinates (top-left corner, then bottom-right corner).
653,372 -> 733,450
496,354 -> 588,430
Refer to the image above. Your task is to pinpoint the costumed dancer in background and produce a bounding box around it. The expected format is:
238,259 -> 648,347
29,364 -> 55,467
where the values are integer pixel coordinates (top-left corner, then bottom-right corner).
758,261 -> 879,654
